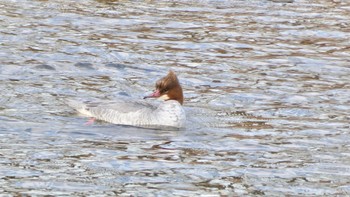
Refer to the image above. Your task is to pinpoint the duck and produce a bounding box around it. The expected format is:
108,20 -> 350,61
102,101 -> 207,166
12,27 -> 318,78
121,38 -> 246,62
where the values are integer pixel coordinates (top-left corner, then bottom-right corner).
66,70 -> 186,129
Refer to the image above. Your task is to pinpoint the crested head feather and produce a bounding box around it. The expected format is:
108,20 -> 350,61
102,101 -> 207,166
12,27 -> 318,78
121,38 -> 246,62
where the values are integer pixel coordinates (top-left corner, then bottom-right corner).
156,70 -> 184,105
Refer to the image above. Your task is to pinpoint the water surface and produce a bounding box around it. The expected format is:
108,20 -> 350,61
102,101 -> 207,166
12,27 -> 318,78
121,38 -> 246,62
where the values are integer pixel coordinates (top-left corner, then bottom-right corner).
1,0 -> 350,196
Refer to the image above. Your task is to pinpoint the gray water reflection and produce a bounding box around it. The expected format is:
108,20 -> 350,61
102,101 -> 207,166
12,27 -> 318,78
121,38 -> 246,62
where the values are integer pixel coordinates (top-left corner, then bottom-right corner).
1,0 -> 350,196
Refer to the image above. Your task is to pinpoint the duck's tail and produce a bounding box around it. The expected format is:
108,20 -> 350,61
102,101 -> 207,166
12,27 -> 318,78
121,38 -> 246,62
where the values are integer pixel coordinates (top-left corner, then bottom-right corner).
65,99 -> 93,117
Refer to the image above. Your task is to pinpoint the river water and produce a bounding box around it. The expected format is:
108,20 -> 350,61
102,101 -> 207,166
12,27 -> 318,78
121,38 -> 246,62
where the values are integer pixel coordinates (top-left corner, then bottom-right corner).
1,0 -> 350,196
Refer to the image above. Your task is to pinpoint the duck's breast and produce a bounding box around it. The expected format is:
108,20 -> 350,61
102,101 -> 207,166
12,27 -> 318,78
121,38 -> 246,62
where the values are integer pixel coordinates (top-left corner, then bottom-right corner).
154,100 -> 186,128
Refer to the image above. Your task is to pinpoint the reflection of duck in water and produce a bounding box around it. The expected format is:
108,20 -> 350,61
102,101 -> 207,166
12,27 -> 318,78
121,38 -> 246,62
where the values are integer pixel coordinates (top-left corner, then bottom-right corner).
67,71 -> 186,129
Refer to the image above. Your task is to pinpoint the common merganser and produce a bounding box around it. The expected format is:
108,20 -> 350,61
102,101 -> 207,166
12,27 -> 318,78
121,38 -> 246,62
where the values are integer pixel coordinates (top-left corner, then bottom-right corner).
67,70 -> 186,129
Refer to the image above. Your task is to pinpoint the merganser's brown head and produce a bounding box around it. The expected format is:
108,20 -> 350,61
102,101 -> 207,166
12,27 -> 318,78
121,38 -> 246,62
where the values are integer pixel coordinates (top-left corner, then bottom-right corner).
144,70 -> 184,105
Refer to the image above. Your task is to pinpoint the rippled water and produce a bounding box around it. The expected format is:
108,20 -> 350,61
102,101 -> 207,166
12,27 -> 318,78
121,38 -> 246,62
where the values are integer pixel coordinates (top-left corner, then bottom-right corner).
1,0 -> 350,195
